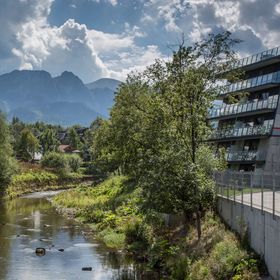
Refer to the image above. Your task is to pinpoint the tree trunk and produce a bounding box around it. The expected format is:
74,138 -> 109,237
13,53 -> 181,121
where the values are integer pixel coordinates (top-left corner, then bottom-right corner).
196,210 -> 201,240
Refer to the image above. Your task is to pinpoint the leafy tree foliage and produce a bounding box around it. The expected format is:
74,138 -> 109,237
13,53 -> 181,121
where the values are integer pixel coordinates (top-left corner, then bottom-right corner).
0,114 -> 17,188
16,128 -> 39,161
68,127 -> 82,149
92,32 -> 239,239
39,128 -> 59,154
41,152 -> 82,173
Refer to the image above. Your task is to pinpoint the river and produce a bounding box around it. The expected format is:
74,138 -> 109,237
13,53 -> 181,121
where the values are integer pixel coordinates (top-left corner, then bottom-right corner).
0,191 -> 158,280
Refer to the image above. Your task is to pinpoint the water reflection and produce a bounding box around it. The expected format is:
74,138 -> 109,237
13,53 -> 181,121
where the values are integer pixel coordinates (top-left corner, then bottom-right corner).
0,195 -> 159,280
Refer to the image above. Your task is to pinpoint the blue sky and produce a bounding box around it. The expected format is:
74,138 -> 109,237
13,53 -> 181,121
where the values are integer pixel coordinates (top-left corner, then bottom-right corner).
1,0 -> 280,82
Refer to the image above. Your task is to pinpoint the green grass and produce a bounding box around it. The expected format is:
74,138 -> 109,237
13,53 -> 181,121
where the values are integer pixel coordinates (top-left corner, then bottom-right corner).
53,175 -> 142,249
5,168 -> 87,199
54,176 -> 265,279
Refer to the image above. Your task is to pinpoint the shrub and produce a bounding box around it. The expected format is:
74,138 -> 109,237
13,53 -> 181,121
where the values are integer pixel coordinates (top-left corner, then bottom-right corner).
41,152 -> 82,173
188,260 -> 212,280
207,239 -> 247,279
98,228 -> 125,249
41,152 -> 68,172
65,154 -> 82,172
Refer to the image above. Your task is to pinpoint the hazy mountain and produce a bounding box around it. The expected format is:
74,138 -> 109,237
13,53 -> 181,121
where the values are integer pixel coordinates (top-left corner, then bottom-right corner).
86,78 -> 121,117
86,78 -> 121,91
0,70 -> 121,126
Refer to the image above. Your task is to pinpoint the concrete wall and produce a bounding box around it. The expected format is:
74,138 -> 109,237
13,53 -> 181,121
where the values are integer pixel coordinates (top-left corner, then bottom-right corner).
218,197 -> 280,280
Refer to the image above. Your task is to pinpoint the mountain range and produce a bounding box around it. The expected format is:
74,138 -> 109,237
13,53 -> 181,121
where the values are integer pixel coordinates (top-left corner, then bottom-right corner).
0,70 -> 121,126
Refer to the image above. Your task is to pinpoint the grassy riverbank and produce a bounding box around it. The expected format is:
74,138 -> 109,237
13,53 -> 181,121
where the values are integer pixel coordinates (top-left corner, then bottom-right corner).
53,175 -> 266,279
5,162 -> 91,199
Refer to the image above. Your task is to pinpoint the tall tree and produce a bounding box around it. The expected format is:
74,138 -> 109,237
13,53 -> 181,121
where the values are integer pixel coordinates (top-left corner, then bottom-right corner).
0,114 -> 17,188
16,128 -> 39,161
68,127 -> 81,150
39,128 -> 59,154
92,32 -> 239,239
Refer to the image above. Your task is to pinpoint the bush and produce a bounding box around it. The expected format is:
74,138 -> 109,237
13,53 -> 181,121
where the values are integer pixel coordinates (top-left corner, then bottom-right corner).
207,239 -> 247,279
41,152 -> 82,173
41,152 -> 68,171
98,228 -> 125,249
65,154 -> 82,172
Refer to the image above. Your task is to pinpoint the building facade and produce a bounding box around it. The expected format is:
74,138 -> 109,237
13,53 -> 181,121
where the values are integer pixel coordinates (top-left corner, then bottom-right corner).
208,46 -> 280,172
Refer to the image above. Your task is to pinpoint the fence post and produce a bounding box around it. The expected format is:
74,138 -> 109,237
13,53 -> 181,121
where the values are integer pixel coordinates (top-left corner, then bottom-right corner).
233,180 -> 236,204
261,172 -> 264,214
250,171 -> 253,210
273,173 -> 275,219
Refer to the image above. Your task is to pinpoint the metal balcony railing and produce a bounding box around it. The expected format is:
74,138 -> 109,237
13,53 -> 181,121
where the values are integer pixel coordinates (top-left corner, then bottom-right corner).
220,71 -> 280,95
208,95 -> 279,119
226,150 -> 266,162
232,46 -> 280,69
210,121 -> 273,141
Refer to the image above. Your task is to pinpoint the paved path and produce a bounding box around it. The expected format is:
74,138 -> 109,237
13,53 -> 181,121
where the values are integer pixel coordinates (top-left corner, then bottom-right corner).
222,191 -> 280,216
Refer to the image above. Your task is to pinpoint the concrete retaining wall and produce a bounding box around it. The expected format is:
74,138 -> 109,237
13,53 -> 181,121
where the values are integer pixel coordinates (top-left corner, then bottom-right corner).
218,197 -> 280,280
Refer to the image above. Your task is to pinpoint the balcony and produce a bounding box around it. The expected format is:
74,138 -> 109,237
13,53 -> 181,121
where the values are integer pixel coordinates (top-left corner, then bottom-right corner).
209,121 -> 273,141
208,95 -> 279,120
232,46 -> 280,71
220,71 -> 280,96
226,150 -> 266,163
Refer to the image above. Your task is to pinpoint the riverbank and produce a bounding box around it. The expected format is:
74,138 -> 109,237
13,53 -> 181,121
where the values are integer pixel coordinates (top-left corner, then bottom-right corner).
53,175 -> 267,279
4,163 -> 94,199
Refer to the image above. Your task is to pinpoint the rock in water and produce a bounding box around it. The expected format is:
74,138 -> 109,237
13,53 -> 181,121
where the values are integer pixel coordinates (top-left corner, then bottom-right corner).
35,248 -> 46,256
82,267 -> 92,271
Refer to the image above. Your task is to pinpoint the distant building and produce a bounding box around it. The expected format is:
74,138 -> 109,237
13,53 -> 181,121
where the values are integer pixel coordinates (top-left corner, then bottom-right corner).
208,46 -> 280,172
58,144 -> 80,154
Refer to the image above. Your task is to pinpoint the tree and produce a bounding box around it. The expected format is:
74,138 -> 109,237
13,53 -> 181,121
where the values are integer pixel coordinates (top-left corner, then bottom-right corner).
16,128 -> 39,161
0,114 -> 17,188
68,127 -> 81,150
92,32 -> 239,239
39,128 -> 59,154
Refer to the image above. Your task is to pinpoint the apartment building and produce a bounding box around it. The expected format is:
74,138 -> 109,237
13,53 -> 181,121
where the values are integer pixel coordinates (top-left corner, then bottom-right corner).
208,46 -> 280,172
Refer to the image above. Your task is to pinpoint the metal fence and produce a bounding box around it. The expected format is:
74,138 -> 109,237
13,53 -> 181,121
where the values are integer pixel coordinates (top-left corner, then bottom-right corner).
214,170 -> 280,217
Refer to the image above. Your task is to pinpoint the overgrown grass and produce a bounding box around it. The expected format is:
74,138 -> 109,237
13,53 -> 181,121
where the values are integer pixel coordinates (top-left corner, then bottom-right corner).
5,164 -> 86,199
53,176 -> 265,279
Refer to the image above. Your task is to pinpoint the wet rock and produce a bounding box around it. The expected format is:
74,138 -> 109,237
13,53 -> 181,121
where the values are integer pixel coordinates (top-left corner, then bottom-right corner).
16,234 -> 20,238
58,248 -> 64,252
82,267 -> 92,271
39,238 -> 52,242
35,248 -> 46,256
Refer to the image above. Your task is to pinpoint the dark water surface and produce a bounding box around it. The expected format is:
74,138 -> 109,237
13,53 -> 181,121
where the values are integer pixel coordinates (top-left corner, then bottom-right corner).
0,192 -> 157,280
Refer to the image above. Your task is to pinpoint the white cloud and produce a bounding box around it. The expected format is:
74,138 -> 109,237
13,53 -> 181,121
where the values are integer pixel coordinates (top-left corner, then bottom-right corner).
10,1 -> 164,82
91,0 -> 118,6
106,45 -> 165,81
143,0 -> 190,32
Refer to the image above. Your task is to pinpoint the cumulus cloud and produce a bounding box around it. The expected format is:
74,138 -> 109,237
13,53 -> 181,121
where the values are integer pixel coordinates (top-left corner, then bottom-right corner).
143,0 -> 190,32
106,45 -> 165,80
91,0 -> 118,6
185,0 -> 280,54
2,0 -> 280,83
6,0 -> 164,82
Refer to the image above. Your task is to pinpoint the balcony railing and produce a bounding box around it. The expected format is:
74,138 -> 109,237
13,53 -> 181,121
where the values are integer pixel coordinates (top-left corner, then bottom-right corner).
226,150 -> 266,162
232,46 -> 280,69
208,95 -> 279,119
210,121 -> 273,141
220,71 -> 280,95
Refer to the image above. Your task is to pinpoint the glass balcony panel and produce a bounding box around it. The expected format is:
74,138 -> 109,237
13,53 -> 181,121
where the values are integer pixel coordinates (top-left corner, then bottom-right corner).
210,121 -> 273,140
227,150 -> 265,162
221,71 -> 280,95
208,95 -> 278,119
232,46 -> 280,69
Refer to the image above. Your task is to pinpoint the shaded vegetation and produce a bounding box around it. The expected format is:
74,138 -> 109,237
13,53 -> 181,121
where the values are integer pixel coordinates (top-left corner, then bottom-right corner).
54,176 -> 264,279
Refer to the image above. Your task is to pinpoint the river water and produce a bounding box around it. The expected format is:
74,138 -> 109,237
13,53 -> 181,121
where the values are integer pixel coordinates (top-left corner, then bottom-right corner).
0,192 -> 158,280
